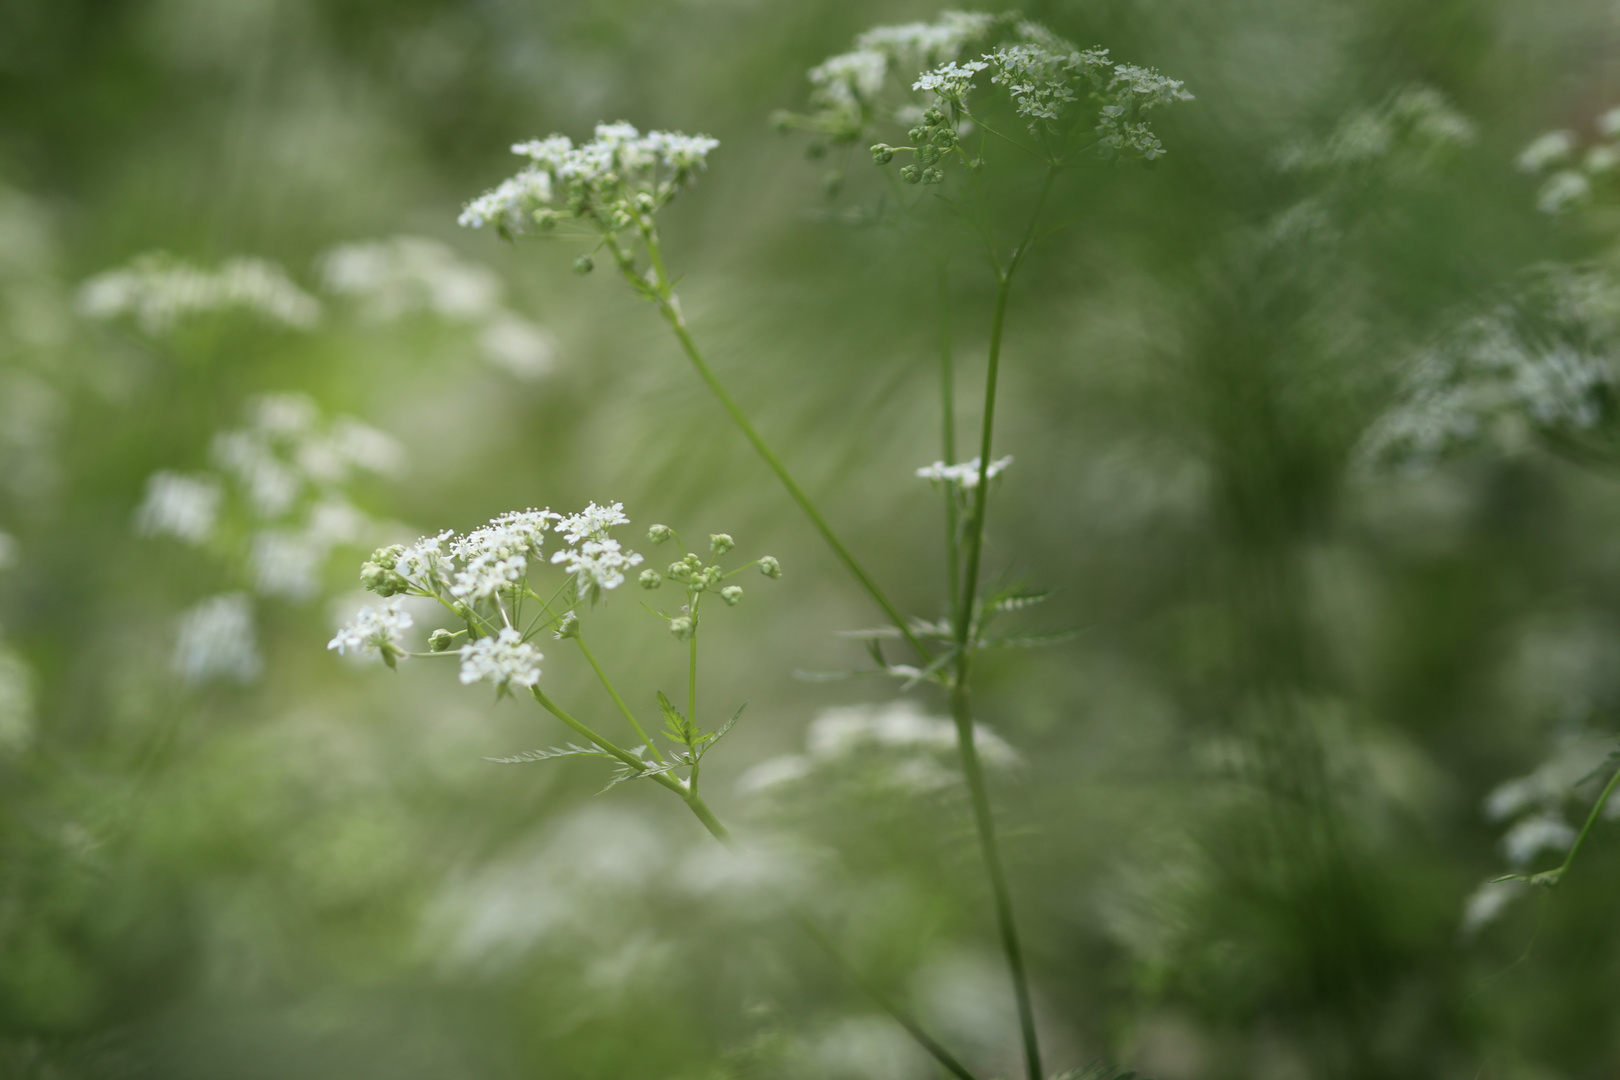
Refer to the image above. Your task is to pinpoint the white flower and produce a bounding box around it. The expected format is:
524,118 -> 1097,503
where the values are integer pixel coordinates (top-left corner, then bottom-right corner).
458,627 -> 542,689
1461,879 -> 1528,936
1518,130 -> 1576,174
549,538 -> 643,592
915,455 -> 1013,488
250,528 -> 329,600
479,314 -> 556,380
77,253 -> 318,334
912,60 -> 988,101
450,552 -> 528,603
320,236 -> 503,321
457,169 -> 556,231
455,508 -> 558,562
328,598 -> 414,658
1536,169 -> 1591,215
810,49 -> 889,108
133,471 -> 222,544
554,501 -> 630,545
1502,812 -> 1576,870
855,11 -> 995,69
173,593 -> 262,685
211,430 -> 302,518
396,529 -> 455,587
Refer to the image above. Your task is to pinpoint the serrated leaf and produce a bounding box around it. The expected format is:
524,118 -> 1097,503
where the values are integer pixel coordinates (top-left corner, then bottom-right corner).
987,586 -> 1054,613
657,690 -> 693,746
599,754 -> 692,794
697,702 -> 747,759
484,743 -> 615,764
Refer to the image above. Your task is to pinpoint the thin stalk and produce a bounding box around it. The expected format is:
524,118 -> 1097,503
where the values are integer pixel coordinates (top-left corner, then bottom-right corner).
1540,758 -> 1620,888
950,166 -> 1059,1080
939,261 -> 961,616
687,612 -> 701,792
575,635 -> 665,763
634,229 -> 931,663
530,686 -> 684,796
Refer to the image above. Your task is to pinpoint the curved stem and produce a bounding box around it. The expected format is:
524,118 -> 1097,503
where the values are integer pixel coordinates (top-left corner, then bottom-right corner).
949,165 -> 1059,1080
635,229 -> 931,663
529,686 -> 681,794
1542,758 -> 1620,888
575,635 -> 665,763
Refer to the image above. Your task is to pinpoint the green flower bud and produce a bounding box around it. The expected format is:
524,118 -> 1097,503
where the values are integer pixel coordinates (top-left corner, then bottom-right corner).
923,107 -> 945,126
933,127 -> 956,147
639,568 -> 662,590
908,126 -> 927,143
573,254 -> 595,275
900,165 -> 922,184
360,561 -> 407,597
666,560 -> 691,581
370,544 -> 405,570
634,191 -> 656,213
709,533 -> 734,555
648,523 -> 672,544
669,615 -> 694,640
534,209 -> 560,231
721,585 -> 743,606
870,143 -> 895,165
553,611 -> 580,639
758,556 -> 782,579
428,628 -> 455,653
683,552 -> 703,569
700,566 -> 724,588
918,143 -> 941,165
921,167 -> 945,185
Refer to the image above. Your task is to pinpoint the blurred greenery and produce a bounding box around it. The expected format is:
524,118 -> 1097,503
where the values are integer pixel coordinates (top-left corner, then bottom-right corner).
6,0 -> 1620,1077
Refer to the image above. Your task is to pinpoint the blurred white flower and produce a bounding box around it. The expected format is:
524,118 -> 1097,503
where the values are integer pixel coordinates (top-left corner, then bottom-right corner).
173,593 -> 261,685
1502,812 -> 1576,870
915,455 -> 1013,488
133,471 -> 222,545
78,252 -> 318,334
328,598 -> 413,658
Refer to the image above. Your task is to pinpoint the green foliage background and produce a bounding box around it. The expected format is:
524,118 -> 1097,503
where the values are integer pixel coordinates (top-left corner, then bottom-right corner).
3,0 -> 1619,1077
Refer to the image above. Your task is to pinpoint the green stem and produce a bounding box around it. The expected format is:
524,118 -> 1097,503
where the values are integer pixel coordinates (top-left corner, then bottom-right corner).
687,609 -> 701,793
939,261 -> 961,617
575,635 -> 665,763
1544,758 -> 1620,887
950,166 -> 1058,1080
529,686 -> 682,795
635,229 -> 931,663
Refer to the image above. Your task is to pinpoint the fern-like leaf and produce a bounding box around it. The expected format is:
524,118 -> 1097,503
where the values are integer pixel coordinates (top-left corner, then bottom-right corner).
485,743 -> 615,764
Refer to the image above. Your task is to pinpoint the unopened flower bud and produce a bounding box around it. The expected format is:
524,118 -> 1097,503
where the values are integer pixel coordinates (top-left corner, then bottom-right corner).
921,167 -> 944,185
667,560 -> 691,580
634,191 -> 656,213
918,143 -> 942,165
709,533 -> 734,555
639,568 -> 662,590
721,585 -> 743,606
648,523 -> 672,544
933,127 -> 956,147
908,126 -> 927,143
534,209 -> 559,231
669,615 -> 694,640
370,544 -> 405,570
900,165 -> 922,184
923,107 -> 945,126
758,556 -> 782,579
870,143 -> 895,165
360,561 -> 407,596
428,628 -> 455,652
554,611 -> 580,639
683,552 -> 703,569
573,254 -> 595,275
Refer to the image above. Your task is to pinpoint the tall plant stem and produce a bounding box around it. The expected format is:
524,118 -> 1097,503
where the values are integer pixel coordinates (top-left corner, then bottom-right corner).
951,165 -> 1059,1080
630,230 -> 931,662
939,261 -> 961,615
1532,758 -> 1620,889
575,635 -> 665,763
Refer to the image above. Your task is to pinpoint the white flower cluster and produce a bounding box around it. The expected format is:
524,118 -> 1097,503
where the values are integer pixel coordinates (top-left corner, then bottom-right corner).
1358,266 -> 1620,473
327,599 -> 414,659
78,253 -> 319,334
459,123 -> 719,238
803,11 -> 997,131
458,627 -> 542,690
736,701 -> 1019,796
172,592 -> 262,685
319,236 -> 556,380
137,394 -> 403,686
1278,86 -> 1475,176
549,502 -> 642,594
915,455 -> 1013,488
1517,106 -> 1620,215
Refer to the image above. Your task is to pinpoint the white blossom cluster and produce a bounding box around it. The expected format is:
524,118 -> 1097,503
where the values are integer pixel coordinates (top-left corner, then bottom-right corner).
77,253 -> 319,334
1278,86 -> 1475,176
1517,106 -> 1620,215
736,701 -> 1019,796
136,394 -> 403,686
340,502 -> 642,690
327,599 -> 414,660
915,455 -> 1013,488
458,123 -> 719,239
1358,266 -> 1620,473
319,236 -> 556,380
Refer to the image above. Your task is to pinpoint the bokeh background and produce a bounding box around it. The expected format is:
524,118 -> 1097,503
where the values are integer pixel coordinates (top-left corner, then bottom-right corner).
5,1 -> 1620,1077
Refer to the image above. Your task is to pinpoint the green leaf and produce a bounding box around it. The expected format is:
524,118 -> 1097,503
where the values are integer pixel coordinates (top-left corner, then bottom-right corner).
986,585 -> 1055,613
657,690 -> 694,746
697,702 -> 747,759
484,743 -> 615,765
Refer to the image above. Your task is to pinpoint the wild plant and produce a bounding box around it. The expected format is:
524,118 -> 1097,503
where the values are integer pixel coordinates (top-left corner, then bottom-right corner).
335,10 -> 1193,1078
